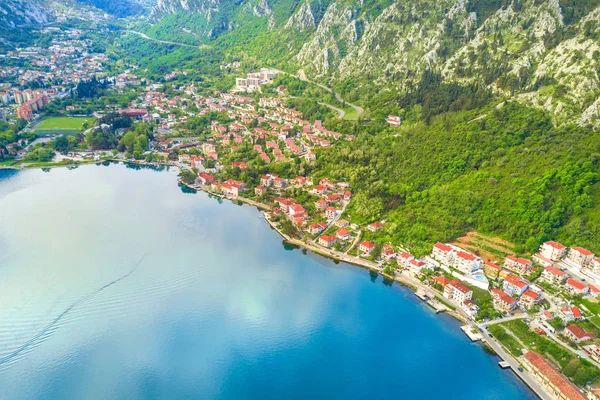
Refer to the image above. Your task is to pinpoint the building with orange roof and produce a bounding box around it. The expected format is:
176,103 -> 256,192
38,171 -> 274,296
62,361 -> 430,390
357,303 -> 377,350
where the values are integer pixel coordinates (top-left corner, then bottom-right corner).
522,351 -> 586,400
568,247 -> 595,268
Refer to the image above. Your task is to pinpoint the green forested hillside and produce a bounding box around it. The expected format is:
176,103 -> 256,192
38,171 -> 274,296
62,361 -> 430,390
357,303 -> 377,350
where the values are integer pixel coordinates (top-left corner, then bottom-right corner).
314,102 -> 600,255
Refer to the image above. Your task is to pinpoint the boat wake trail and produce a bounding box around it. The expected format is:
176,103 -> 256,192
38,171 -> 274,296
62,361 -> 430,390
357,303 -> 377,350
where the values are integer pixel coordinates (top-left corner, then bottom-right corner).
0,253 -> 148,367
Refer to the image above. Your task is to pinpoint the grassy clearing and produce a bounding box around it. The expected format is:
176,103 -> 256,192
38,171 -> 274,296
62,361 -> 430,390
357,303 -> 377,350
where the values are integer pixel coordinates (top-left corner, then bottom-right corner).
35,117 -> 94,136
342,107 -> 359,120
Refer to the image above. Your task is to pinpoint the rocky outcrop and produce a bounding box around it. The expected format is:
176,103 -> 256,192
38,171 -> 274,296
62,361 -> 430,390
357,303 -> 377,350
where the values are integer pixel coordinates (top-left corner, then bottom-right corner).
0,0 -> 52,28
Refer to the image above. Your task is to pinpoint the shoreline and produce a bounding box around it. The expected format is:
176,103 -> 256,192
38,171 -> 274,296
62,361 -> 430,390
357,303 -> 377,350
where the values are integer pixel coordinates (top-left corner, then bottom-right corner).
178,178 -> 549,400
2,161 -> 546,399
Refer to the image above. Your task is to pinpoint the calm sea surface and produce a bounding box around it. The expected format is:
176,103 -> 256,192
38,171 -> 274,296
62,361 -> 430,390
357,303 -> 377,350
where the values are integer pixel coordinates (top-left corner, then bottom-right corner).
0,163 -> 536,399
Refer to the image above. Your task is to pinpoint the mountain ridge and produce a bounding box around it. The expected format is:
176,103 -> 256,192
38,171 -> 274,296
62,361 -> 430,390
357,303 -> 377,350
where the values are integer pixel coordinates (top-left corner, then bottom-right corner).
146,0 -> 600,128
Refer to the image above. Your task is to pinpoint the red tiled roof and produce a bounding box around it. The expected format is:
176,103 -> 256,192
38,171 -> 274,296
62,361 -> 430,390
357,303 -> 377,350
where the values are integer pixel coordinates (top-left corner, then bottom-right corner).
544,266 -> 565,276
320,235 -> 336,243
336,228 -> 349,237
566,278 -> 587,291
505,275 -> 528,289
572,247 -> 593,256
522,290 -> 539,300
589,284 -> 600,293
434,276 -> 451,286
506,255 -> 532,265
456,251 -> 475,261
523,352 -> 586,400
485,261 -> 501,270
544,241 -> 566,250
491,289 -> 516,304
434,242 -> 452,252
448,280 -> 471,294
565,325 -> 594,340
360,241 -> 375,249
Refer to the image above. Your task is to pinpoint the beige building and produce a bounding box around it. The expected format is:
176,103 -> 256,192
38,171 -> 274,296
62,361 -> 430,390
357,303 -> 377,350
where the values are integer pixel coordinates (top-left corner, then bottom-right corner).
567,247 -> 594,268
443,280 -> 473,304
539,241 -> 567,262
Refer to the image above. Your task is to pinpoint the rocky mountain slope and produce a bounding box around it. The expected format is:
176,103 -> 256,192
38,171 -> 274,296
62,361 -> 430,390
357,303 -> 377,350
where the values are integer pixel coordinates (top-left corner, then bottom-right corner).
0,0 -> 52,28
147,0 -> 600,127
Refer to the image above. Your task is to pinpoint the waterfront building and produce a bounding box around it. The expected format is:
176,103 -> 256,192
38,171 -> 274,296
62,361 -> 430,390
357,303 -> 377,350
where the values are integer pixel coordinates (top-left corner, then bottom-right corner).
408,259 -> 426,275
318,235 -> 337,248
359,241 -> 375,255
198,172 -> 215,185
397,251 -> 414,268
522,352 -> 586,400
335,228 -> 350,241
443,280 -> 473,304
308,222 -> 327,235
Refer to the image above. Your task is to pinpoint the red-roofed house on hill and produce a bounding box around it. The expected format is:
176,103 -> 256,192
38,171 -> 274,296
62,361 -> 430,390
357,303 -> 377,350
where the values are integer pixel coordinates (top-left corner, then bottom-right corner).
309,222 -> 327,235
431,242 -> 455,266
504,256 -> 532,275
220,179 -> 247,196
367,222 -> 383,232
564,325 -> 594,344
335,228 -> 350,241
359,241 -> 375,255
559,306 -> 582,323
565,278 -> 589,296
491,289 -> 517,312
434,276 -> 451,287
539,241 -> 567,261
568,247 -> 595,268
522,351 -> 587,400
318,235 -> 337,248
454,251 -> 480,274
518,290 -> 541,310
198,172 -> 215,185
443,280 -> 473,304
503,275 -> 529,297
407,259 -> 426,275
484,260 -> 502,278
540,266 -> 566,285
397,252 -> 414,268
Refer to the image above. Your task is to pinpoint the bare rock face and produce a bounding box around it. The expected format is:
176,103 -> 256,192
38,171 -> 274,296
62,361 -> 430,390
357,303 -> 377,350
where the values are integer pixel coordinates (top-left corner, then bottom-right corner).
0,0 -> 52,28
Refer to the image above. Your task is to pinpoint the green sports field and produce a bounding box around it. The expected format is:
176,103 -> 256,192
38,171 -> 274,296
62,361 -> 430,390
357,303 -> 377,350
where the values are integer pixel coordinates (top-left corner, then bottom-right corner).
34,117 -> 95,136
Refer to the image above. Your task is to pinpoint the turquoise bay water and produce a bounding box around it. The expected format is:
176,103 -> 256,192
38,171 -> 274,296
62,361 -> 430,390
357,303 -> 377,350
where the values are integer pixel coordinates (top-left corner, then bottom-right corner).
0,164 -> 535,399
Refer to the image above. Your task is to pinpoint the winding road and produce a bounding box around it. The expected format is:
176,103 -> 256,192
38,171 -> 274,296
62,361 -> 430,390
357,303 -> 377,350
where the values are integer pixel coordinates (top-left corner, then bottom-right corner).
126,30 -> 210,49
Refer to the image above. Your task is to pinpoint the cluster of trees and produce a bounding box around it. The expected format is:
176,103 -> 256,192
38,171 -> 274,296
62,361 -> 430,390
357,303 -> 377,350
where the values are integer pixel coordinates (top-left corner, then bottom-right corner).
76,77 -> 112,99
117,122 -> 153,159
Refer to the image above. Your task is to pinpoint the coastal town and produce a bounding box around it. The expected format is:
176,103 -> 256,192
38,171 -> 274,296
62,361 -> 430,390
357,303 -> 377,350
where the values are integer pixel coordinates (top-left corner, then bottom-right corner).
1,40 -> 599,400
